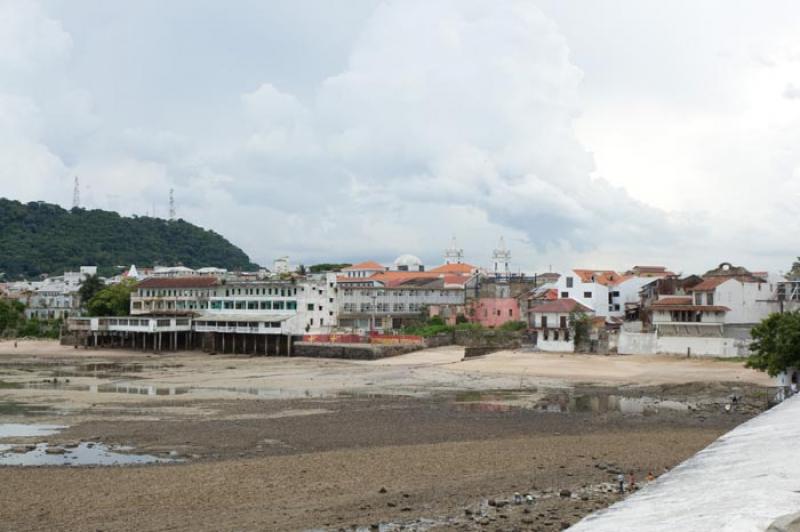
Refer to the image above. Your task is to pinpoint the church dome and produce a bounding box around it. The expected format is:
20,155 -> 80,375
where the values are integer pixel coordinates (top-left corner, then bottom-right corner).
393,254 -> 424,271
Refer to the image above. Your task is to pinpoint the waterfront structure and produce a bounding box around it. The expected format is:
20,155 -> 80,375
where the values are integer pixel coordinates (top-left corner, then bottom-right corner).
71,273 -> 339,354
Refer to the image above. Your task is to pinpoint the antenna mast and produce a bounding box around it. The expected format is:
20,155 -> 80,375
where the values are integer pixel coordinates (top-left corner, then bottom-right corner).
72,177 -> 80,209
169,188 -> 176,221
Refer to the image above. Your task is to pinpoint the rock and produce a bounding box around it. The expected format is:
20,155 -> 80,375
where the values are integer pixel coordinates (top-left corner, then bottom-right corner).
400,507 -> 412,512
488,499 -> 497,507
521,517 -> 534,524
561,522 -> 571,530
379,487 -> 387,494
559,489 -> 571,498
387,502 -> 397,508
495,499 -> 509,508
464,508 -> 473,516
580,494 -> 589,501
44,446 -> 65,454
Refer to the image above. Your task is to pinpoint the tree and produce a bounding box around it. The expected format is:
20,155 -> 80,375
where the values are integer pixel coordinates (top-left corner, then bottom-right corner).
86,280 -> 137,317
789,257 -> 800,280
78,275 -> 105,308
0,299 -> 25,335
746,311 -> 800,377
297,264 -> 307,275
569,311 -> 592,348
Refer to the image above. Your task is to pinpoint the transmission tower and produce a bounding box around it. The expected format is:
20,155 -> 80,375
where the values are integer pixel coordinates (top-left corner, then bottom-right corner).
72,176 -> 80,209
169,188 -> 176,221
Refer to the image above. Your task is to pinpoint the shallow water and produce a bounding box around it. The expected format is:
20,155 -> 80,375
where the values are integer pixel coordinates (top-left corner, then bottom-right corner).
453,390 -> 694,415
0,442 -> 171,466
0,423 -> 65,438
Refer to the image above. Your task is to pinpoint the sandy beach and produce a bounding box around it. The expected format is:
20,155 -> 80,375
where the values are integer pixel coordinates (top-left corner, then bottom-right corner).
0,340 -> 775,531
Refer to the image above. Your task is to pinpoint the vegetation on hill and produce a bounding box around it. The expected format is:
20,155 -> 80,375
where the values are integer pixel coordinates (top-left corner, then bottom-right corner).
0,199 -> 259,279
309,263 -> 352,273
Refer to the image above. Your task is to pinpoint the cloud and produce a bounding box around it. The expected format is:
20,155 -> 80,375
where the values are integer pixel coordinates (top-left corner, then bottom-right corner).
1,0 -> 798,274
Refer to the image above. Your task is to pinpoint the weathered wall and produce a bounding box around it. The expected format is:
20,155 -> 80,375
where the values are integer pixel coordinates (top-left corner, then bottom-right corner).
536,338 -> 575,353
293,342 -> 421,360
617,330 -> 749,358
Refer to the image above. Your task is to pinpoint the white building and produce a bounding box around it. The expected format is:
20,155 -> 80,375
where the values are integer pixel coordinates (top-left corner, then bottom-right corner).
527,298 -> 594,352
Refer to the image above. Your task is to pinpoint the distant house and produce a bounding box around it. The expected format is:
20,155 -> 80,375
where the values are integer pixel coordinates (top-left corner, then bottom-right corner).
527,298 -> 594,352
553,267 -> 671,318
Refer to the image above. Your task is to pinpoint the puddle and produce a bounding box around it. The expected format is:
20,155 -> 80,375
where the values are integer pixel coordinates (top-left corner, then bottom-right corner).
537,393 -> 692,415
0,401 -> 52,416
452,390 -> 693,415
0,423 -> 177,466
0,442 -> 173,466
0,423 -> 65,438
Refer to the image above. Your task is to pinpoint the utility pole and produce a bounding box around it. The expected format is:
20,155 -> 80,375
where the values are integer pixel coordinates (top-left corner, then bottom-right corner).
169,188 -> 176,221
72,177 -> 80,209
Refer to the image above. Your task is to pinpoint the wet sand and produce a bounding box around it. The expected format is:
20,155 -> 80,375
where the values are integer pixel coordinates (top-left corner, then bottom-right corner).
0,340 -> 775,531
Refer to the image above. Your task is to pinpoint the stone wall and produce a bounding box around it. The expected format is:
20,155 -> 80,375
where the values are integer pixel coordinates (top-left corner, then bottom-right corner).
457,329 -> 524,358
293,342 -> 422,360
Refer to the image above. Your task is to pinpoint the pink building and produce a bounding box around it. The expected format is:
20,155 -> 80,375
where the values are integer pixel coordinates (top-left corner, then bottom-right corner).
469,298 -> 521,328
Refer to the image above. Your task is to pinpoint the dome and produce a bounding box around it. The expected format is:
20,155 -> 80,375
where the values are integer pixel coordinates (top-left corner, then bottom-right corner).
393,254 -> 424,271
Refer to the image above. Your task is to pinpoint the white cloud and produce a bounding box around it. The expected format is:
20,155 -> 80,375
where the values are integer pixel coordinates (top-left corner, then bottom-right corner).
0,0 -> 798,274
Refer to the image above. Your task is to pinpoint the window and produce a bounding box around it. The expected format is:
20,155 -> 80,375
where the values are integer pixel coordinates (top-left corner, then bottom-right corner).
614,304 -> 620,311
564,330 -> 570,341
553,330 -> 559,341
566,277 -> 573,288
224,301 -> 234,310
247,301 -> 258,310
508,309 -> 513,317
560,316 -> 567,328
273,301 -> 285,310
542,316 -> 548,328
695,293 -> 703,305
583,292 -> 592,298
307,303 -> 314,311
561,291 -> 569,298
286,301 -> 297,310
707,293 -> 714,306
235,301 -> 245,310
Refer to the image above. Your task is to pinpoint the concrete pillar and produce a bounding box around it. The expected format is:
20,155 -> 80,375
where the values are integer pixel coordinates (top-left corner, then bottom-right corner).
286,335 -> 292,357
174,331 -> 178,352
222,333 -> 225,354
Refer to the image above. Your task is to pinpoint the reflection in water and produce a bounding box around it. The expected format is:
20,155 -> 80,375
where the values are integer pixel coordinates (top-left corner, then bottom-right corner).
452,390 -> 693,415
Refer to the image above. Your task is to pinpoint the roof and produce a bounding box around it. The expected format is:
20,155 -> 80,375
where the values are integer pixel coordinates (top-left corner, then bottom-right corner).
137,277 -> 219,289
572,269 -> 622,286
689,275 -> 764,292
428,263 -> 477,274
650,296 -> 729,312
342,261 -> 385,271
529,298 -> 593,314
651,296 -> 693,306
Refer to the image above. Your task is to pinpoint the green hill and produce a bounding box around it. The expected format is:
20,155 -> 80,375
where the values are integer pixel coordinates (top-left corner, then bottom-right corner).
0,198 -> 259,279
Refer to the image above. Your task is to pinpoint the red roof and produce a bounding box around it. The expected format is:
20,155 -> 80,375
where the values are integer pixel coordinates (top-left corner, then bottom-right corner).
689,276 -> 763,292
529,298 -> 593,314
342,261 -> 385,271
572,269 -> 621,286
428,263 -> 476,274
137,277 -> 218,289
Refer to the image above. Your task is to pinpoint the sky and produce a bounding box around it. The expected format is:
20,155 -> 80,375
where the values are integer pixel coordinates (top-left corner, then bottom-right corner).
1,0 -> 799,275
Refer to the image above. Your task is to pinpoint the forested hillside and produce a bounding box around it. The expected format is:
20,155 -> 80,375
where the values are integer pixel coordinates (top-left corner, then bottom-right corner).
0,199 -> 259,279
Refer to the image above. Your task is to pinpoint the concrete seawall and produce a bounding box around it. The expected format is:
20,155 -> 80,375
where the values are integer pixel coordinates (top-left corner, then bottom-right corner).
569,395 -> 800,531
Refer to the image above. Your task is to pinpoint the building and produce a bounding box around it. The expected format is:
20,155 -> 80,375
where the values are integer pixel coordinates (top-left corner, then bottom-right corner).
553,267 -> 672,318
527,298 -> 594,352
336,270 -> 468,331
71,272 -> 338,354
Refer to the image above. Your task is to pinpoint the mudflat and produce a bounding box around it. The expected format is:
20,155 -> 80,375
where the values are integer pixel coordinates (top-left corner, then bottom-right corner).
0,340 -> 774,531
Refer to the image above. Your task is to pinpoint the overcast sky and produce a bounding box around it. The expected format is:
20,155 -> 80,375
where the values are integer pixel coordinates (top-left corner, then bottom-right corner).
1,0 -> 799,274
